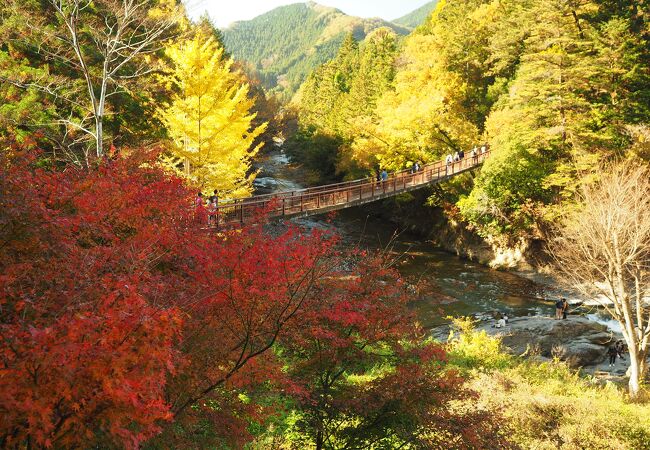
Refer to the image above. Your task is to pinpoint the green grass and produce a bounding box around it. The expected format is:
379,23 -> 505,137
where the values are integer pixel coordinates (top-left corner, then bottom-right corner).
446,317 -> 650,450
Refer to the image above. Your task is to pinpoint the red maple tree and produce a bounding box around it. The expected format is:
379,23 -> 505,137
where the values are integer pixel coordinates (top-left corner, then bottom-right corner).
275,253 -> 508,449
0,148 -> 336,448
1,147 -> 506,448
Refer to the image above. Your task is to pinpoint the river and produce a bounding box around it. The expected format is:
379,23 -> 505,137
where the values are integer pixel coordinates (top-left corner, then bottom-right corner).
254,150 -> 569,335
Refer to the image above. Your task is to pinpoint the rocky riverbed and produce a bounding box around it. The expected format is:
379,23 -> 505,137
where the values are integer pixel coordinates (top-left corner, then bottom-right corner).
478,315 -> 630,375
255,148 -> 635,379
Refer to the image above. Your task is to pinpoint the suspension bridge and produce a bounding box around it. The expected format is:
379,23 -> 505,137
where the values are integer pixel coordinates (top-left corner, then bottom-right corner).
213,151 -> 490,226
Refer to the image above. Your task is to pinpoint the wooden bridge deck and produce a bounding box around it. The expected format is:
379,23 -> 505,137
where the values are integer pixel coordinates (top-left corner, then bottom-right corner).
214,151 -> 490,226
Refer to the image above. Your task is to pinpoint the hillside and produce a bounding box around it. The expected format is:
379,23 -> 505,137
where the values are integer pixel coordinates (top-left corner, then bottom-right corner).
222,2 -> 410,99
393,1 -> 439,29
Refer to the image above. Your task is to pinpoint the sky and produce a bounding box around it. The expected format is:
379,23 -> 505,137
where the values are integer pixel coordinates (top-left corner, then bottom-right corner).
183,0 -> 433,28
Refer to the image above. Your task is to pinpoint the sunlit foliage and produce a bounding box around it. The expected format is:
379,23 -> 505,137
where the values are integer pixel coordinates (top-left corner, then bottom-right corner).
159,28 -> 266,198
448,320 -> 650,449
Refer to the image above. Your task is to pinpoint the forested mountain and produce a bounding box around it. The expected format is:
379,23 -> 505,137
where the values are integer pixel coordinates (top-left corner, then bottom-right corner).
2,0 -> 650,448
292,0 -> 650,240
222,2 -> 410,99
287,28 -> 399,182
393,1 -> 439,29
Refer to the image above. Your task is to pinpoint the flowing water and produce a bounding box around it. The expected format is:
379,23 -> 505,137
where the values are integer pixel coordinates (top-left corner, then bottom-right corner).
255,150 -> 558,334
296,210 -> 550,335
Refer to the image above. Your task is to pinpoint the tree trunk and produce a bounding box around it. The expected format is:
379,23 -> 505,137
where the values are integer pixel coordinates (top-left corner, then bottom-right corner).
95,115 -> 103,159
640,355 -> 647,379
628,349 -> 641,399
316,428 -> 323,450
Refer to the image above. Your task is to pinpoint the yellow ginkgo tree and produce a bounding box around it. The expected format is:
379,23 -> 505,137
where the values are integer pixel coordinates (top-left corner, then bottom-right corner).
159,30 -> 266,198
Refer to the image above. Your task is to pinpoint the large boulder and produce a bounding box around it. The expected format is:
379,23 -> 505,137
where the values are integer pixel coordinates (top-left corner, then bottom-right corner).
480,316 -> 616,368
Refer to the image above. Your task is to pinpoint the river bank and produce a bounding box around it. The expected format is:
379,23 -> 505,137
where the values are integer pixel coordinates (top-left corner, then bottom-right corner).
254,149 -> 627,374
477,315 -> 629,376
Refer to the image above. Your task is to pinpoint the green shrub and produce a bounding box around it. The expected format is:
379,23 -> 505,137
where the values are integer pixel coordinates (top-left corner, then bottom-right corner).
446,317 -> 514,372
447,317 -> 650,449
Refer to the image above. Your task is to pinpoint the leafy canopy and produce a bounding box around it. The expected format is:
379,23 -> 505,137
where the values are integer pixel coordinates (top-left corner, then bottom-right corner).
159,29 -> 266,197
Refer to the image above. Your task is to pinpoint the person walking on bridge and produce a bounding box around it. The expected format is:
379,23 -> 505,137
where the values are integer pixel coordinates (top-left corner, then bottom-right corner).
445,154 -> 453,176
207,196 -> 218,227
209,189 -> 219,206
374,169 -> 381,188
381,169 -> 388,184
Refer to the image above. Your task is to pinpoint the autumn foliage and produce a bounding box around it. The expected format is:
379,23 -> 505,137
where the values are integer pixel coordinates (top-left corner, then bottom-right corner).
0,148 -> 329,447
0,148 -> 505,448
276,256 -> 506,448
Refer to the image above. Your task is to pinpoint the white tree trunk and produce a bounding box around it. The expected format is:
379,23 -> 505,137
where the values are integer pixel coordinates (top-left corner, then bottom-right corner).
628,349 -> 641,398
95,115 -> 103,158
549,162 -> 650,399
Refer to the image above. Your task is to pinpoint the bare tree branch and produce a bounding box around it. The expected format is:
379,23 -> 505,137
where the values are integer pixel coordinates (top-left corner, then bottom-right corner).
548,160 -> 650,398
6,0 -> 182,163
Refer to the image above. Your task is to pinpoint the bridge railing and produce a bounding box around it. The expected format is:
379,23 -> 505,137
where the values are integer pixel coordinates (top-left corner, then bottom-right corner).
214,151 -> 490,226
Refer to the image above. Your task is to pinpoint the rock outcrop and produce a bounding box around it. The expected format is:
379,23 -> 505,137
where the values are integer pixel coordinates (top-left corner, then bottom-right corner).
479,316 -> 616,368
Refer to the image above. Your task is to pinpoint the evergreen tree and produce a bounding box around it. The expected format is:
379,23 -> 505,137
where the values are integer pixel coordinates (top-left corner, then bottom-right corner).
459,0 -> 650,236
290,31 -> 400,179
297,33 -> 359,134
346,28 -> 397,118
196,12 -> 230,60
0,49 -> 57,147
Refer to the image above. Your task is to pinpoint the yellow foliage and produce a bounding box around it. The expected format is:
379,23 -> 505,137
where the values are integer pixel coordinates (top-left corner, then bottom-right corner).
159,29 -> 266,198
355,32 -> 478,171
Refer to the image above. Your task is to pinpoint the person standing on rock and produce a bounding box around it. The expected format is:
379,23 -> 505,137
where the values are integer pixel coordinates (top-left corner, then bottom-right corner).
555,299 -> 564,319
561,298 -> 569,320
615,340 -> 626,361
607,345 -> 618,367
